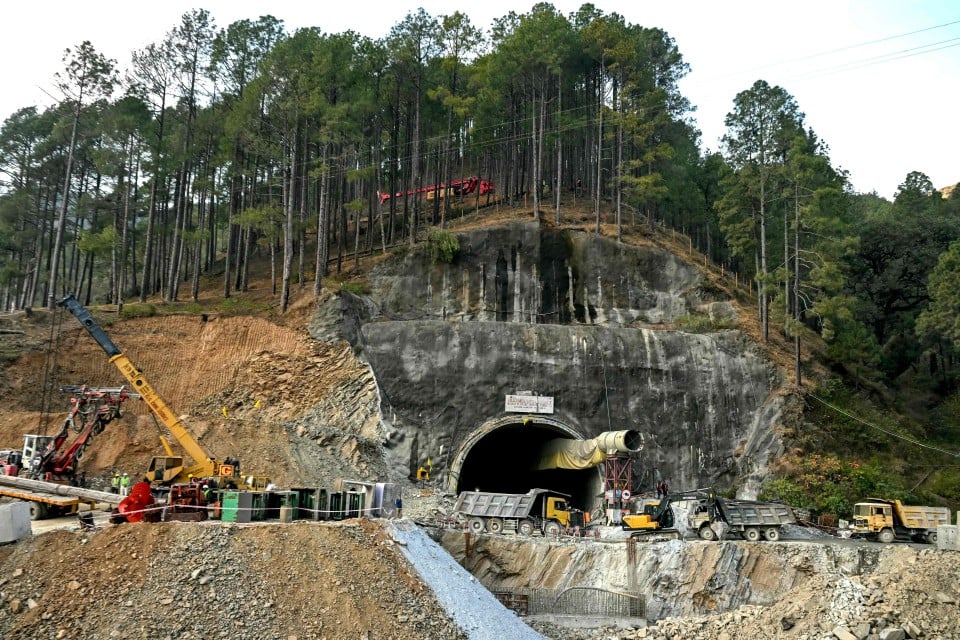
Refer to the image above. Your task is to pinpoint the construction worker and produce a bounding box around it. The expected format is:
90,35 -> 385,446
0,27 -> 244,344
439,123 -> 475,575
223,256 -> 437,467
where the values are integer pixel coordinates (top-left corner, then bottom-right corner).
119,472 -> 131,497
111,472 -> 121,494
203,485 -> 214,502
656,480 -> 669,499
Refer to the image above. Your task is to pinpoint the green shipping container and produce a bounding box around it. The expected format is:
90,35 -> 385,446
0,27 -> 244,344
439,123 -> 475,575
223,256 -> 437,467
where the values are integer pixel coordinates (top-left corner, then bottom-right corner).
220,491 -> 253,523
250,491 -> 267,521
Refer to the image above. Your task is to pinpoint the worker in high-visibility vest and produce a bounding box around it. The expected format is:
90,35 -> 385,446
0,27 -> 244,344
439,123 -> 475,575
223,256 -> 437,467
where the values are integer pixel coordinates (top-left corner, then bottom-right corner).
111,472 -> 121,494
119,472 -> 131,497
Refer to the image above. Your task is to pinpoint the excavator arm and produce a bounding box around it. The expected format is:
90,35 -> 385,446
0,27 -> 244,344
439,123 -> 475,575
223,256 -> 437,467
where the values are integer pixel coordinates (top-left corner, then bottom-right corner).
57,295 -> 223,483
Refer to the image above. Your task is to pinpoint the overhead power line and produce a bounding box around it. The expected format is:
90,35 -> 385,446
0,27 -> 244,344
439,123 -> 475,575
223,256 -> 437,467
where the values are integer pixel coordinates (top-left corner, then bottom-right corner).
806,392 -> 960,458
793,37 -> 960,81
726,17 -> 960,78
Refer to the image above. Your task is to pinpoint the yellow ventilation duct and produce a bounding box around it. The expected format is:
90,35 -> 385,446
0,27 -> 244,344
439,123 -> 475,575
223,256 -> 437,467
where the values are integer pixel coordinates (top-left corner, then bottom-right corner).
536,430 -> 642,470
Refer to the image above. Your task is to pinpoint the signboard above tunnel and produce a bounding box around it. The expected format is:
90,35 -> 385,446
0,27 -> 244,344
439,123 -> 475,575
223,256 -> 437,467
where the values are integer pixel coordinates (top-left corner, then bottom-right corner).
505,395 -> 554,414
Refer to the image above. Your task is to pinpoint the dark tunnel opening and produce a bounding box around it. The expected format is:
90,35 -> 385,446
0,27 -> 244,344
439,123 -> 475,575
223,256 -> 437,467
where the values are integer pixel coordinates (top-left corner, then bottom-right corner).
457,423 -> 600,511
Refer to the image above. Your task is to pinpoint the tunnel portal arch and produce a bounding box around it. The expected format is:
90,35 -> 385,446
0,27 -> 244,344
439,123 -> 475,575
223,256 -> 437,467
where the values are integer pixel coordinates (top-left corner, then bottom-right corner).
447,416 -> 603,511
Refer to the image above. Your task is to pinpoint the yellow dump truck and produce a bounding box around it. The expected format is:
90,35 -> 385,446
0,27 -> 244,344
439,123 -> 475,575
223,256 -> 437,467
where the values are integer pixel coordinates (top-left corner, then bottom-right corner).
849,498 -> 951,544
454,489 -> 578,536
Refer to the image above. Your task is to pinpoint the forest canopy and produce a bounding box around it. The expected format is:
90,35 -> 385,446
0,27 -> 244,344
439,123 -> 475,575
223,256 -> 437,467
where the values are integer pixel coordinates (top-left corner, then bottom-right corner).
1,3 -> 959,517
0,4 -> 958,396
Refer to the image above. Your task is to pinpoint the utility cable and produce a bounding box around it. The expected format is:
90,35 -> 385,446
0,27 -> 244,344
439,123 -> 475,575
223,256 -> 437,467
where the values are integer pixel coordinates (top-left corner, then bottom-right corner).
37,303 -> 65,435
724,17 -> 960,78
805,391 -> 960,458
793,37 -> 960,81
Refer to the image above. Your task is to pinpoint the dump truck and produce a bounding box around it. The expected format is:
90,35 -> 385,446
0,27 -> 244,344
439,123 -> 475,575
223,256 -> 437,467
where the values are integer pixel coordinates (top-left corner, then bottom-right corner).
689,492 -> 796,541
849,498 -> 950,544
454,489 -> 578,536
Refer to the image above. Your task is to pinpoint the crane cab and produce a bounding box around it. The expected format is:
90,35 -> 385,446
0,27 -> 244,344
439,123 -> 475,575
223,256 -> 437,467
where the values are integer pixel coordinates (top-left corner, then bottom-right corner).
146,455 -> 184,484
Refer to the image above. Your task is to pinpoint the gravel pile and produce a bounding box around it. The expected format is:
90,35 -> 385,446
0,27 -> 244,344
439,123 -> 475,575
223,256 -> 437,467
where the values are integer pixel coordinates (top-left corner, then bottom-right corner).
0,520 -> 469,640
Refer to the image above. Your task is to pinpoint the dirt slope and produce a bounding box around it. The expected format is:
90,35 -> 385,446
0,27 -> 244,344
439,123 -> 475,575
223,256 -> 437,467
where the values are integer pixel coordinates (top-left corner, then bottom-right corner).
0,520 -> 466,640
0,292 -> 383,490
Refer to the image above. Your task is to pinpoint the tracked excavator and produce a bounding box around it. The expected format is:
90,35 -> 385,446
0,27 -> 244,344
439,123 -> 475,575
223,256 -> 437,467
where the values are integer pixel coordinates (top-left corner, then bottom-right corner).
57,294 -> 266,490
619,489 -> 717,541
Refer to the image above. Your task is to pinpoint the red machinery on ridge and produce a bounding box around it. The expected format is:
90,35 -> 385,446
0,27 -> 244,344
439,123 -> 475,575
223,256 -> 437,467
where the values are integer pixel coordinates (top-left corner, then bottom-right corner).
377,176 -> 495,205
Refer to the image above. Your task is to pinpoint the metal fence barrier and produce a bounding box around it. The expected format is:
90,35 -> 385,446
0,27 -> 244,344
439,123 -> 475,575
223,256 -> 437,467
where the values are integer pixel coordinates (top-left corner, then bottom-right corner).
492,586 -> 645,618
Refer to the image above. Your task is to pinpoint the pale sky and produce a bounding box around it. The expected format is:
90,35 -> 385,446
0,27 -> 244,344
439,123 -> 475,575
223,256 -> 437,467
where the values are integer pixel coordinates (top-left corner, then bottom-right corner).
2,1 -> 958,199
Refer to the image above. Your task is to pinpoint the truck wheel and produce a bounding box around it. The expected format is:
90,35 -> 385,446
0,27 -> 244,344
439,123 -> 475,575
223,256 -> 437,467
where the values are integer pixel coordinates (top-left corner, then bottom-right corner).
487,518 -> 504,534
518,520 -> 535,536
468,517 -> 485,533
878,528 -> 895,543
763,527 -> 781,542
544,521 -> 561,537
698,525 -> 716,541
925,530 -> 938,544
29,502 -> 48,521
743,527 -> 761,542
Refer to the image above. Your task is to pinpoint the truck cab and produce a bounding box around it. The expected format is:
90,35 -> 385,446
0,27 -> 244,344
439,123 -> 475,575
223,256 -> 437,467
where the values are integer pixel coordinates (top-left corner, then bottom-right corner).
849,498 -> 947,544
544,496 -> 571,527
851,501 -> 892,535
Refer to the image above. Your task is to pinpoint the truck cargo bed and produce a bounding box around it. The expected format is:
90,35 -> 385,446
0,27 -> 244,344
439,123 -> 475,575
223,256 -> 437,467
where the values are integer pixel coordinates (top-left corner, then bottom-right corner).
454,491 -> 540,519
718,500 -> 796,526
899,505 -> 950,530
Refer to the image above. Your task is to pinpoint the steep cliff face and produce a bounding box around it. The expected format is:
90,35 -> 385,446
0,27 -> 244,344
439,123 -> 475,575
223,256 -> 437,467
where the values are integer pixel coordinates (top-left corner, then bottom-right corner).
438,532 -> 881,622
311,222 -> 787,498
369,223 -> 705,325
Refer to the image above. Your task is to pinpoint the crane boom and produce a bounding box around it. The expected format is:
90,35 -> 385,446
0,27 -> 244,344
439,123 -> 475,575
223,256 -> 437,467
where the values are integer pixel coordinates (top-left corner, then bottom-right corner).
57,294 -> 238,484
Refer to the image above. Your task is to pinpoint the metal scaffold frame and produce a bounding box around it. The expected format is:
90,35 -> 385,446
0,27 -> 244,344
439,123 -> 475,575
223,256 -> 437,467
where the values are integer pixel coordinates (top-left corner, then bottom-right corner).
604,454 -> 632,496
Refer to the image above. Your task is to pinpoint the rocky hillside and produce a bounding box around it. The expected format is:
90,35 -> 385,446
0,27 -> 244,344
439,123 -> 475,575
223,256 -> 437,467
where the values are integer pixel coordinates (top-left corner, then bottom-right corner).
0,211 -> 957,640
327,219 -> 793,501
0,292 -> 386,491
441,528 -> 960,640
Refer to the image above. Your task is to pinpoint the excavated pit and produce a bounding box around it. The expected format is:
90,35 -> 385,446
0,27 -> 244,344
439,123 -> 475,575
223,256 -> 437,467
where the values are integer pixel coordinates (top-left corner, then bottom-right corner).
454,420 -> 605,511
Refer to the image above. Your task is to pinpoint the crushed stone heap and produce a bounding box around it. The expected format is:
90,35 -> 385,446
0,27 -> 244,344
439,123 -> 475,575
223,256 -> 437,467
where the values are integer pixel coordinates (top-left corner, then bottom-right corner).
0,520 -> 472,640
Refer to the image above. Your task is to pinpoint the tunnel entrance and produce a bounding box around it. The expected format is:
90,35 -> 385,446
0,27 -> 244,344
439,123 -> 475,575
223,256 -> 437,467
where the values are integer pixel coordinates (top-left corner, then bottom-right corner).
451,418 -> 603,512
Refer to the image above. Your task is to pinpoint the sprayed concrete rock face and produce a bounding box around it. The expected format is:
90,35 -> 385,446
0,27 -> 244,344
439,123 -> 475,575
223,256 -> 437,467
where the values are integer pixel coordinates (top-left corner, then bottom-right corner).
438,531 -> 960,640
312,223 -> 785,503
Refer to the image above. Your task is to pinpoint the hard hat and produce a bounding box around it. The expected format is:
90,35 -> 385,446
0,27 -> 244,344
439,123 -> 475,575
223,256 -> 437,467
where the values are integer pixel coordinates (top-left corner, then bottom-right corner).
203,485 -> 209,489
123,472 -> 128,476
114,472 -> 119,476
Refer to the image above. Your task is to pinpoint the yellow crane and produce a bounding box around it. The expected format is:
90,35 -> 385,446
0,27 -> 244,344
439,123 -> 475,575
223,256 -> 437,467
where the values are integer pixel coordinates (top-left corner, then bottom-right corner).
57,294 -> 266,489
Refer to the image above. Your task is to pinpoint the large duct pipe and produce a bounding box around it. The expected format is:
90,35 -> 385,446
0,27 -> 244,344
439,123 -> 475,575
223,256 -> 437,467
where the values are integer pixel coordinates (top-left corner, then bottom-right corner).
593,430 -> 643,453
536,430 -> 643,471
0,474 -> 123,506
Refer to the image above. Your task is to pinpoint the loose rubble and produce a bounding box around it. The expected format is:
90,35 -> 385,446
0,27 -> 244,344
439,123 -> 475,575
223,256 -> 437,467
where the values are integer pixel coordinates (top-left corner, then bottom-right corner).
525,545 -> 960,640
0,520 -> 471,640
